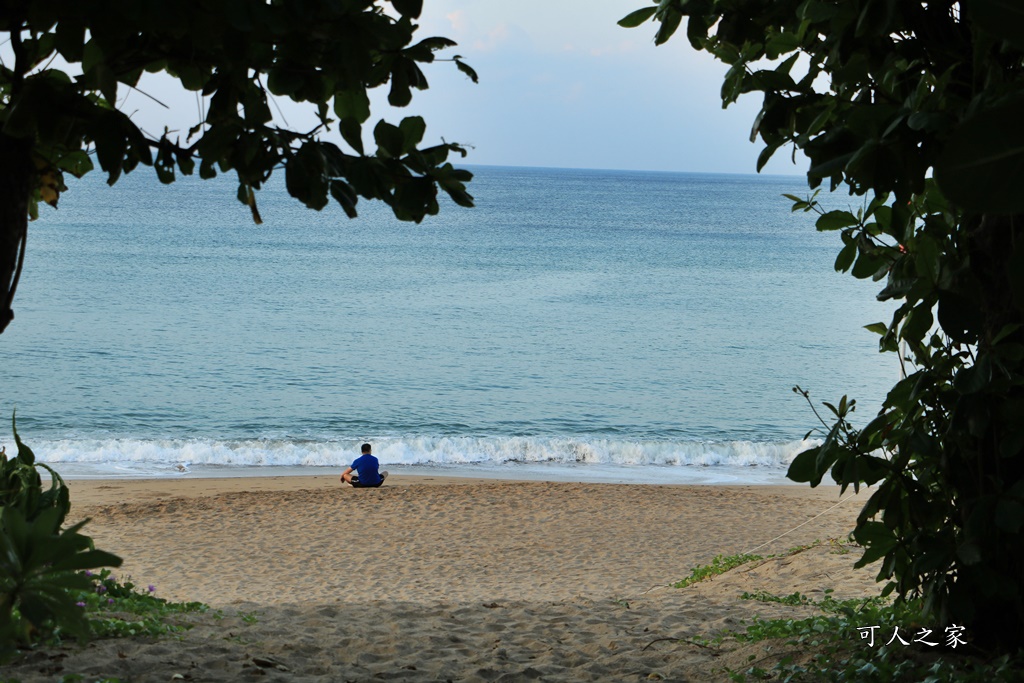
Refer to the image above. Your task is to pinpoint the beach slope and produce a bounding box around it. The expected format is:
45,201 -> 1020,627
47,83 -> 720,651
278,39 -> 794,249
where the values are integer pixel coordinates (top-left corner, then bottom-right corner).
7,477 -> 879,681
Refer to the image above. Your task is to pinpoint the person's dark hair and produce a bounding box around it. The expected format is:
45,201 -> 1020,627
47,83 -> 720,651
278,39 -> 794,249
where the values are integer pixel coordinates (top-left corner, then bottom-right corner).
361,443 -> 372,453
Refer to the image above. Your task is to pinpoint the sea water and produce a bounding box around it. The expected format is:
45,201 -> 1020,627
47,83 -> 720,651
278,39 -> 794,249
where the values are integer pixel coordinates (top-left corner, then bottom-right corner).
0,166 -> 896,483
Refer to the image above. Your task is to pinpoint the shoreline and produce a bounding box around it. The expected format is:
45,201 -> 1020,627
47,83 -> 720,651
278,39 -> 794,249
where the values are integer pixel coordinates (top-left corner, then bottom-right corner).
65,472 -> 844,506
58,460 -> 813,486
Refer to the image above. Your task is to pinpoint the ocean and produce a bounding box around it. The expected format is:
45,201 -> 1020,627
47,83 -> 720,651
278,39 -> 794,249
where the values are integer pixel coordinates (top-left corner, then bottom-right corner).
1,165 -> 896,484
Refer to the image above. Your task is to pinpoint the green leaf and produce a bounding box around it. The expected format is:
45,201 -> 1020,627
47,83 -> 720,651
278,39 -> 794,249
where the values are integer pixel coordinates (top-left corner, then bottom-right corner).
89,111 -> 129,184
13,411 -> 36,466
410,37 -> 458,54
851,251 -> 886,280
339,118 -> 364,155
876,272 -> 914,301
51,548 -> 123,572
334,89 -> 371,124
394,176 -> 439,221
57,150 -> 95,178
834,241 -> 857,272
853,522 -> 898,567
241,87 -> 272,126
914,234 -> 941,284
756,143 -> 780,172
373,120 -> 405,158
398,116 -> 427,153
390,0 -> 423,18
953,354 -> 992,395
285,143 -> 329,210
388,62 -> 413,107
798,0 -> 839,23
815,210 -> 858,231
54,20 -> 86,62
330,180 -> 359,218
174,64 -> 211,91
938,291 -> 983,343
787,446 -> 824,484
765,31 -> 801,59
454,58 -> 479,83
618,7 -> 657,28
900,303 -> 934,346
654,8 -> 682,45
864,322 -> 888,336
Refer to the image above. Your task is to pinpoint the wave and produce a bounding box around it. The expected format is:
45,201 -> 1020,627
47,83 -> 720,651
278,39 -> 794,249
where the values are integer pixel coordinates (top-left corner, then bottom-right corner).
32,435 -> 820,472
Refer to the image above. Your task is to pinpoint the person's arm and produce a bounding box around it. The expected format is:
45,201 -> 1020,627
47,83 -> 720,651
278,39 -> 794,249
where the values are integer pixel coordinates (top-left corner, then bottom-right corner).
341,466 -> 354,483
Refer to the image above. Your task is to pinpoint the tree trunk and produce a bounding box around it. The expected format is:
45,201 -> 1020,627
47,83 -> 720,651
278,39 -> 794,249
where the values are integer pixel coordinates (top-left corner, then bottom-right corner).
0,132 -> 33,335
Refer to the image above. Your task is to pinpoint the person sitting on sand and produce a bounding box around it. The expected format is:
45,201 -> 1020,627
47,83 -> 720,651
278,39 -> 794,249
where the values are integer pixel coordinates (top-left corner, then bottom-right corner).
341,443 -> 388,488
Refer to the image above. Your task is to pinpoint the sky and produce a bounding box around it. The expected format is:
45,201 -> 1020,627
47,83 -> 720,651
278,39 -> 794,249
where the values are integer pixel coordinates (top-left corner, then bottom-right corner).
395,0 -> 802,175
121,1 -> 805,176
6,1 -> 804,176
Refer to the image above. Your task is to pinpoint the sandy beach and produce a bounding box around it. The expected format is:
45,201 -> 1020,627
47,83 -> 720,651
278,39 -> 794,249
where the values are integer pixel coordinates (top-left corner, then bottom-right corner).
7,476 -> 881,681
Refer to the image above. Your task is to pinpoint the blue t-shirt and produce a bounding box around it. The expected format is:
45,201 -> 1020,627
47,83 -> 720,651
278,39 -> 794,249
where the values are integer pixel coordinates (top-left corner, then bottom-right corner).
350,453 -> 382,486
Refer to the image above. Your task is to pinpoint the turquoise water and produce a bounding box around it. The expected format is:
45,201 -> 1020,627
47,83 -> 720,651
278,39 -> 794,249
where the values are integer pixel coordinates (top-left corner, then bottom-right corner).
1,166 -> 895,482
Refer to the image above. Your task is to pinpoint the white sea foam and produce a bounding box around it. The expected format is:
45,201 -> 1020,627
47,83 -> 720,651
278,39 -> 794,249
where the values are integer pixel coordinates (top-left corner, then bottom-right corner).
33,435 -> 820,473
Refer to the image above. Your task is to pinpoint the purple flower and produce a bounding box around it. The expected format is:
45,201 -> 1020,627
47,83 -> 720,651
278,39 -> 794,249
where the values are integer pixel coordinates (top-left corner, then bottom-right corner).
108,598 -> 115,605
148,585 -> 156,593
84,570 -> 93,577
97,585 -> 107,594
76,602 -> 86,608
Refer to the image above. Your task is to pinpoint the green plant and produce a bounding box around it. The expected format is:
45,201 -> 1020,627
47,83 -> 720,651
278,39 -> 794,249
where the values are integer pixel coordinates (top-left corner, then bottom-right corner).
0,416 -> 121,656
76,570 -> 206,640
623,0 -> 1024,651
742,591 -> 813,607
0,412 -> 70,525
721,590 -> 1023,681
741,588 -> 890,615
668,544 -> 1023,680
672,553 -> 765,588
672,542 -> 848,590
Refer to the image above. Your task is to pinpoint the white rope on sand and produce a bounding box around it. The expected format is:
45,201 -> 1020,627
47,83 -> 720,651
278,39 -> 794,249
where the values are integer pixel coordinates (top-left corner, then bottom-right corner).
640,493 -> 858,595
742,494 -> 855,556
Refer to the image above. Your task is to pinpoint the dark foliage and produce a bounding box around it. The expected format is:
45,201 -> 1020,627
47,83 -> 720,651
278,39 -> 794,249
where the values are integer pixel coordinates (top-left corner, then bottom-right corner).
624,0 -> 1024,651
0,0 -> 477,332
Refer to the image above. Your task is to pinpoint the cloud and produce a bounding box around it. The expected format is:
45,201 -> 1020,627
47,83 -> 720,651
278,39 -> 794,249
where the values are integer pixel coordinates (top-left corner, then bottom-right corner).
588,41 -> 641,58
446,10 -> 468,33
473,23 -> 511,52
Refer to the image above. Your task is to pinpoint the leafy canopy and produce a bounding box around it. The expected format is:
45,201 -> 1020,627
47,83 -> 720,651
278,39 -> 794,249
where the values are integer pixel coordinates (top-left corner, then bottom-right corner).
2,0 -> 477,220
623,0 -> 1024,651
0,0 -> 477,332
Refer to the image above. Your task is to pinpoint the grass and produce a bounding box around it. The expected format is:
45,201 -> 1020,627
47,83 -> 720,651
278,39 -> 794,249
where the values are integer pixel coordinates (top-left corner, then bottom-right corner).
672,543 -> 1024,682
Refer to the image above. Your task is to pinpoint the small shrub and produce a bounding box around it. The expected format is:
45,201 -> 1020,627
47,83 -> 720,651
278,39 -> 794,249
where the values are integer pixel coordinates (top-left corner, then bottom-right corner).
1,415 -> 122,656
